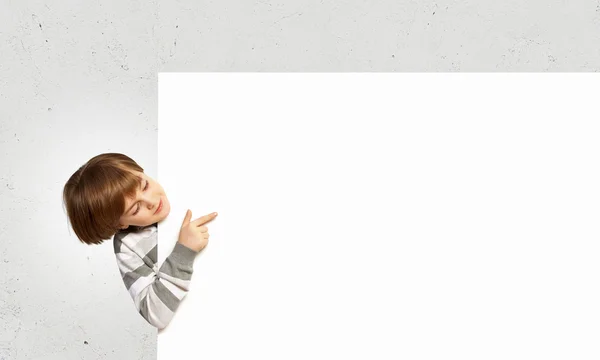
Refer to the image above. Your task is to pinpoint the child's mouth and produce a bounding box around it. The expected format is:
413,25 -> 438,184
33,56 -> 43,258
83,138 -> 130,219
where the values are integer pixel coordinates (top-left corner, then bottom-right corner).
155,199 -> 163,214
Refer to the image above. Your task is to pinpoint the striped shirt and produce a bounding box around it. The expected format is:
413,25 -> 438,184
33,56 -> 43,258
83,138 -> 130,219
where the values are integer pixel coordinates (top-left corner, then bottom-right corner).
113,223 -> 198,329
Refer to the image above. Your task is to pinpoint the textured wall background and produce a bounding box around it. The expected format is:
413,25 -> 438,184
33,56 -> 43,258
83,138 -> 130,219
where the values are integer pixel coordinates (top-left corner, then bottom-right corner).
0,1 -> 159,359
1,0 -> 599,359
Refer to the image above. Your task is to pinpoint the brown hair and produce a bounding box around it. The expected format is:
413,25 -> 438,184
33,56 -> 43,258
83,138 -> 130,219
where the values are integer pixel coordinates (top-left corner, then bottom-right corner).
63,153 -> 144,245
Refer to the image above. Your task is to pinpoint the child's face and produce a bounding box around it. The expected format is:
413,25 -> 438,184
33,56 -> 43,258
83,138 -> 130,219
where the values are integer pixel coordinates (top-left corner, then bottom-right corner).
118,170 -> 171,229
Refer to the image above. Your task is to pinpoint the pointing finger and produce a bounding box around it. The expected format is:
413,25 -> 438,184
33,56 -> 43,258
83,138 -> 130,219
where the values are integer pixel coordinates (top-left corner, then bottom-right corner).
192,212 -> 218,226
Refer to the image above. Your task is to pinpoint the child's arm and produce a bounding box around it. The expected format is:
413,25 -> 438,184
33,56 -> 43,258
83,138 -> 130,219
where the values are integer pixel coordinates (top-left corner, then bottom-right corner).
114,226 -> 198,329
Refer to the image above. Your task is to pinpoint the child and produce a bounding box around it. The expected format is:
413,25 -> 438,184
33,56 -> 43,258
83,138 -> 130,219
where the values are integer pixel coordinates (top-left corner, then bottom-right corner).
62,152 -> 218,329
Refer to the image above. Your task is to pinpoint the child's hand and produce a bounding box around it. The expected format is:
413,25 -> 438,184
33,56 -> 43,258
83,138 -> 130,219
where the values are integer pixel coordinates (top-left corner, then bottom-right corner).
177,210 -> 218,252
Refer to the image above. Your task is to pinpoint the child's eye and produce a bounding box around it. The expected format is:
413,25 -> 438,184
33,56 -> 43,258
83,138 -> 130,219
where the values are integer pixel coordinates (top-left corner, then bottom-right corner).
132,181 -> 148,216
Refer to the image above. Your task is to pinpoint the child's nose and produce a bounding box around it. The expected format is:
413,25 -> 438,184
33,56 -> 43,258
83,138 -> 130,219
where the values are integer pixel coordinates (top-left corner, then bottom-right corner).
142,194 -> 157,207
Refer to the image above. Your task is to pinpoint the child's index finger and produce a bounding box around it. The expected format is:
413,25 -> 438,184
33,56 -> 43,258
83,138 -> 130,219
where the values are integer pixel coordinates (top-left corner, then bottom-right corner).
192,212 -> 218,226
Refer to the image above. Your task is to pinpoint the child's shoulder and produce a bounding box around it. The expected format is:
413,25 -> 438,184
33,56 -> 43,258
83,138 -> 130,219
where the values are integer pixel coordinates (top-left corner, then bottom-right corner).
113,223 -> 158,248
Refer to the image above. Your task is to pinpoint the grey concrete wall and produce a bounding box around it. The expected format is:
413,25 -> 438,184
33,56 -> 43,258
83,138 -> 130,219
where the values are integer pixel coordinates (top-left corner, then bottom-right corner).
0,0 -> 598,359
0,1 -> 159,359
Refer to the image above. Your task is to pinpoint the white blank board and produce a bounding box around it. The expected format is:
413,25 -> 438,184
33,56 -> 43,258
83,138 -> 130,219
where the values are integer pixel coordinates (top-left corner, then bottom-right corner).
158,73 -> 600,359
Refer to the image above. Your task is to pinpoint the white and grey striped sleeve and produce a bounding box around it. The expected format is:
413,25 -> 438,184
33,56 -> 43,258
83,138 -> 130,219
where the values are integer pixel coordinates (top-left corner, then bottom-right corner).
113,225 -> 198,329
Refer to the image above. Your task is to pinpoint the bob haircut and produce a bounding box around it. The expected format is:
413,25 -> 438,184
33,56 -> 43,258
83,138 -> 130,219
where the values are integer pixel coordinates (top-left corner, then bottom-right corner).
63,153 -> 144,245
